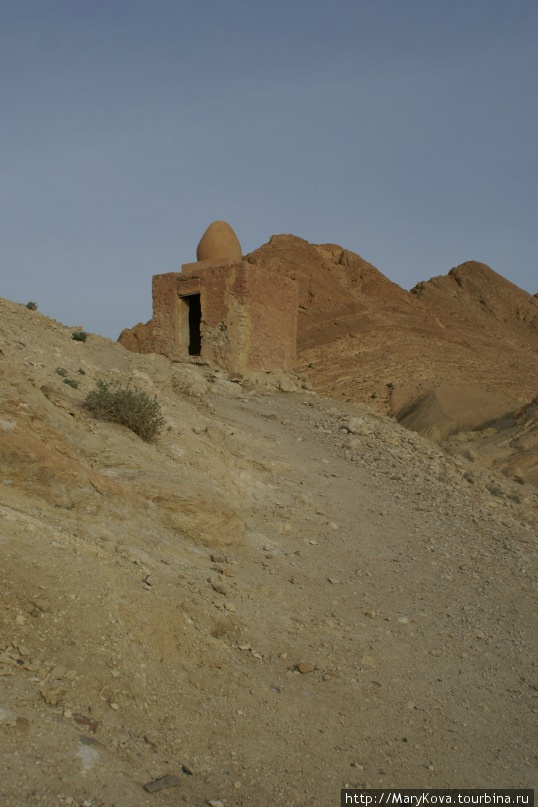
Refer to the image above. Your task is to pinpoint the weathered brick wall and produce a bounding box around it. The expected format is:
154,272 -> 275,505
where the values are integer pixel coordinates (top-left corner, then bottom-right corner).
150,273 -> 183,356
119,261 -> 298,375
240,266 -> 298,371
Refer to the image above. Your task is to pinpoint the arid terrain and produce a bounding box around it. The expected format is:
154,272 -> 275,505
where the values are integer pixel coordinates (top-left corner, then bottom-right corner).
1,240 -> 537,807
247,236 -> 538,484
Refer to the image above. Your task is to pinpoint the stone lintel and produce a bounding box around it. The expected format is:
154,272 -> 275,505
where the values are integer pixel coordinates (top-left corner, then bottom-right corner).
176,276 -> 201,296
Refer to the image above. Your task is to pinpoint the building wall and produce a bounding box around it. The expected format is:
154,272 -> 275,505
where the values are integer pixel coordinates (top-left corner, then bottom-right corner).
119,261 -> 298,375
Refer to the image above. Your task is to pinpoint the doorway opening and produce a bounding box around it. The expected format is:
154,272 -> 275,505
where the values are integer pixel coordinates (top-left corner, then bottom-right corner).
183,294 -> 201,356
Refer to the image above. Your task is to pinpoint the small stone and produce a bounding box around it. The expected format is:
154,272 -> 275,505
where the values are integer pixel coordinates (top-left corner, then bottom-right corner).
40,684 -> 66,706
50,664 -> 67,679
73,713 -> 99,733
364,609 -> 377,619
212,582 -> 230,596
329,521 -> 339,530
348,417 -> 370,436
208,800 -> 225,807
143,774 -> 181,793
397,616 -> 408,624
297,661 -> 316,674
359,655 -> 378,668
33,597 -> 51,612
210,552 -> 227,564
224,602 -> 236,612
327,578 -> 340,584
109,702 -> 120,711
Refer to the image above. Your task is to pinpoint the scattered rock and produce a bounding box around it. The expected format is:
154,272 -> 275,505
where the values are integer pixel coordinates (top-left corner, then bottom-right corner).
212,581 -> 230,596
143,774 -> 181,792
40,684 -> 66,706
348,417 -> 371,436
73,713 -> 99,733
32,597 -> 51,612
297,661 -> 316,674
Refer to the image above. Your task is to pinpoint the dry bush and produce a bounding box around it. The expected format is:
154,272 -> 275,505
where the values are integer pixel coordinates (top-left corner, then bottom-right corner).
84,380 -> 165,442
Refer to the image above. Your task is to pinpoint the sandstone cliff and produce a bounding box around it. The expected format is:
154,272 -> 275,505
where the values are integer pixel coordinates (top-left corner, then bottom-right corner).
247,236 -> 538,481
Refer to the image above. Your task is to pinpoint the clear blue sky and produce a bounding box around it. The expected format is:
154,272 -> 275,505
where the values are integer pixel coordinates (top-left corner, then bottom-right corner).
1,0 -> 536,338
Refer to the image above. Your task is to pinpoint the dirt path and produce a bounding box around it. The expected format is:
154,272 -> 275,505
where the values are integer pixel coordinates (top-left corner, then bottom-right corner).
1,298 -> 537,806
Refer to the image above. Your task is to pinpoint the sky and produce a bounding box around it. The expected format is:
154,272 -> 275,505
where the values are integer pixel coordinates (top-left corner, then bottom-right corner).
1,0 -> 537,339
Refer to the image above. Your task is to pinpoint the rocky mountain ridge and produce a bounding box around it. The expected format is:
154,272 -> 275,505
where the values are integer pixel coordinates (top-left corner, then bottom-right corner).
246,235 -> 538,483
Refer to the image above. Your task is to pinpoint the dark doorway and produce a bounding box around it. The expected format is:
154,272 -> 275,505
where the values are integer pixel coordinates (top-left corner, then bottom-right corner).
186,294 -> 201,355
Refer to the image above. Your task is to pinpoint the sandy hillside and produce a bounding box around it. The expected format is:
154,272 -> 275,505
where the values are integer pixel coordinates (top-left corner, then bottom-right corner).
1,297 -> 537,807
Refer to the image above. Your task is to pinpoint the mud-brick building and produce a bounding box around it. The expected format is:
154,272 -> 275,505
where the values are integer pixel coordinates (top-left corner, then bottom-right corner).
118,222 -> 298,376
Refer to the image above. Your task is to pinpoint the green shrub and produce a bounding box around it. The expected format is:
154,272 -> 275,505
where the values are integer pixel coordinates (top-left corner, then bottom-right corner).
72,330 -> 88,342
25,301 -> 38,310
63,377 -> 78,389
83,380 -> 164,442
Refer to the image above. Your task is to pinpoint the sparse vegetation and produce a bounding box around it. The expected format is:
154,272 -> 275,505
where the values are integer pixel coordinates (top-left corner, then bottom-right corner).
25,301 -> 38,310
72,330 -> 88,342
56,367 -> 68,377
77,367 -> 86,375
83,380 -> 165,442
63,378 -> 78,389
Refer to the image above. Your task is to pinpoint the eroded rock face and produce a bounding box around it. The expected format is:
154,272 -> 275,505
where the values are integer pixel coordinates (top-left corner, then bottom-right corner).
196,220 -> 242,262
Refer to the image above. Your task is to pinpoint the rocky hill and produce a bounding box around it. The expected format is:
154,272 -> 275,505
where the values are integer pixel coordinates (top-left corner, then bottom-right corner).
0,296 -> 537,806
247,236 -> 538,483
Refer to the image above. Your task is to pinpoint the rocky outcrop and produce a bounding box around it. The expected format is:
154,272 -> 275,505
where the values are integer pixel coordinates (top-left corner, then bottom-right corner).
246,237 -> 538,482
